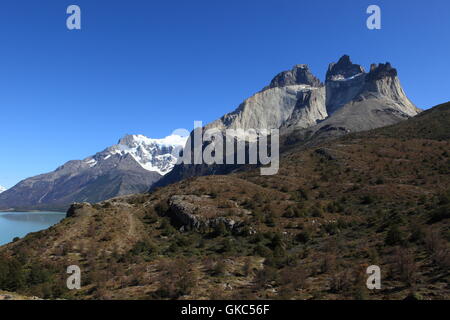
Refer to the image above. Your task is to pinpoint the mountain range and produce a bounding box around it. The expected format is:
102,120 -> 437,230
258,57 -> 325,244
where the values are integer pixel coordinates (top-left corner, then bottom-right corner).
0,54 -> 448,300
0,134 -> 187,211
0,55 -> 421,210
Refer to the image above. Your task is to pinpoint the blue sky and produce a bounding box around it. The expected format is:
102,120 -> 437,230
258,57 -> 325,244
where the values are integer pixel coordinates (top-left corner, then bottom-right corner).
0,0 -> 449,188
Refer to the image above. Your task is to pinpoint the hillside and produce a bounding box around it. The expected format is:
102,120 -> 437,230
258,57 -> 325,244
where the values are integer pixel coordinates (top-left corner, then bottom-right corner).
0,102 -> 448,300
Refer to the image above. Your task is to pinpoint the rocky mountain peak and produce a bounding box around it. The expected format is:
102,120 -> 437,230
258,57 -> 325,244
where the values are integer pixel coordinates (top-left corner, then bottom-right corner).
267,64 -> 322,89
326,55 -> 365,81
367,62 -> 398,81
117,134 -> 140,147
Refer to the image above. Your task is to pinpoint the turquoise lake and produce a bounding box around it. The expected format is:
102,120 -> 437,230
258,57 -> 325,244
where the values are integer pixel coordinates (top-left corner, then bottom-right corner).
0,212 -> 65,246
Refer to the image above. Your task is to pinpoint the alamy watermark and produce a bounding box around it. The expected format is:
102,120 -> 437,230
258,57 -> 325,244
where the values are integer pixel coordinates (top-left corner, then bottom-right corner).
66,5 -> 81,30
65,6 -> 382,31
367,5 -> 381,30
366,265 -> 381,290
66,265 -> 81,290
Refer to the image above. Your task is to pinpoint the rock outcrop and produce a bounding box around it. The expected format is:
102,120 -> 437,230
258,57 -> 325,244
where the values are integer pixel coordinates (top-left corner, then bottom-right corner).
167,195 -> 244,232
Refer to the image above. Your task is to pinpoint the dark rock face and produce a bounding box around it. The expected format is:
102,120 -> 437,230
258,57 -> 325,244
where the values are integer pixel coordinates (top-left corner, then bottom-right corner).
326,55 -> 365,81
325,55 -> 367,115
367,63 -> 398,81
66,202 -> 93,218
314,148 -> 338,161
267,64 -> 322,89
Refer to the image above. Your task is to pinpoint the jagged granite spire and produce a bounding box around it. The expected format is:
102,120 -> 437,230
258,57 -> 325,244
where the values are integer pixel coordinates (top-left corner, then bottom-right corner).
366,62 -> 398,81
325,55 -> 367,114
326,55 -> 365,81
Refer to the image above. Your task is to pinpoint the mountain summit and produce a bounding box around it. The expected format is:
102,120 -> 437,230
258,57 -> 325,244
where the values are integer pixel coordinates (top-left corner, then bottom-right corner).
93,134 -> 187,176
326,54 -> 365,81
267,64 -> 323,89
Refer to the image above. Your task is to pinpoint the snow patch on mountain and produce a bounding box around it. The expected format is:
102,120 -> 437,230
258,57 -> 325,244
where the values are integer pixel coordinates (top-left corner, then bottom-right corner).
330,72 -> 364,82
86,134 -> 188,176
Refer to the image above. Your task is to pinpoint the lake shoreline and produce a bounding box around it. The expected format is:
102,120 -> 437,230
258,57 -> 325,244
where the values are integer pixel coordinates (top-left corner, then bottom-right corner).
0,211 -> 66,246
0,209 -> 67,214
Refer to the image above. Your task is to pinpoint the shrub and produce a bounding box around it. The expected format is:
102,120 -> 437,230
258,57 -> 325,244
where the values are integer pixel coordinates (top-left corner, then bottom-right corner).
324,222 -> 339,235
254,244 -> 272,258
219,238 -> 236,254
385,225 -> 404,246
393,247 -> 418,286
361,195 -> 375,205
212,260 -> 227,276
329,270 -> 352,294
311,206 -> 324,218
160,218 -> 176,236
213,221 -> 229,237
254,266 -> 278,290
280,266 -> 308,290
409,222 -> 424,242
296,231 -> 311,244
155,201 -> 170,216
428,204 -> 450,223
154,259 -> 197,298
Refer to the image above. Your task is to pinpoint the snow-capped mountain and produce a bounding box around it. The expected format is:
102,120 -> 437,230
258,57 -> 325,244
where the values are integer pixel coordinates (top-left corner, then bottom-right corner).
0,134 -> 187,211
84,134 -> 188,176
0,186 -> 6,194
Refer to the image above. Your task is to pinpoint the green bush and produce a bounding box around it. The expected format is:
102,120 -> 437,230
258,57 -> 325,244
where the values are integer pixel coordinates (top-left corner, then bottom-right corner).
429,204 -> 450,223
296,231 -> 311,244
131,240 -> 158,258
385,225 -> 404,246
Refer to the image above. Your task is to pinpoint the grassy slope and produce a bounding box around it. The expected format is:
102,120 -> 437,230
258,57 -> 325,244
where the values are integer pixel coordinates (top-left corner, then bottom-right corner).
0,102 -> 449,300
